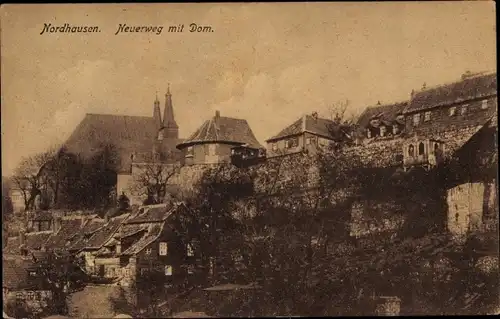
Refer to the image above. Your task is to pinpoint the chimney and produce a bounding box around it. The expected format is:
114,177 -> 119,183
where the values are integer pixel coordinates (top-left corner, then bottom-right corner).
410,89 -> 415,98
215,110 -> 220,121
311,112 -> 318,122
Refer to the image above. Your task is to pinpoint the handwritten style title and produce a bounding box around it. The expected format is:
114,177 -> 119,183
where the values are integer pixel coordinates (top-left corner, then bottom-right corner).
39,23 -> 214,35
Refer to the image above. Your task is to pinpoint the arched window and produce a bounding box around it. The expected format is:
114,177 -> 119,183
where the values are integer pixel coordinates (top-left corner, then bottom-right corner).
434,143 -> 440,153
408,144 -> 415,157
418,142 -> 425,155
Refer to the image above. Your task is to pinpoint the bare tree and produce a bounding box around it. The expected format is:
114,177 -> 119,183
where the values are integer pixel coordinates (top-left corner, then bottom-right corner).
129,151 -> 183,205
11,147 -> 58,211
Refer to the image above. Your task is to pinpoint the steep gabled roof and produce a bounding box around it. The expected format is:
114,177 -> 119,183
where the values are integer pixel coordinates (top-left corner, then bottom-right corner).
266,114 -> 336,142
2,257 -> 46,290
3,231 -> 53,254
177,111 -> 263,149
82,214 -> 129,250
120,223 -> 165,256
405,72 -> 497,114
356,102 -> 408,130
69,218 -> 107,251
125,202 -> 184,224
64,113 -> 163,172
44,218 -> 84,250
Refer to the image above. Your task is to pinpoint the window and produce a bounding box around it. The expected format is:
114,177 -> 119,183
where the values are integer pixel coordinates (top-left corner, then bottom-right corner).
208,144 -> 216,156
140,268 -> 149,275
424,111 -> 431,121
157,130 -> 164,141
186,146 -> 194,157
481,99 -> 489,109
306,137 -> 311,145
392,125 -> 399,135
461,104 -> 468,115
27,291 -> 36,300
319,138 -> 328,147
434,143 -> 440,153
287,137 -> 299,148
187,243 -> 194,257
165,265 -> 173,276
272,143 -> 278,151
159,242 -> 168,256
418,142 -> 425,155
145,248 -> 152,255
380,126 -> 387,137
366,129 -> 372,139
408,144 -> 415,157
413,113 -> 420,126
449,106 -> 456,116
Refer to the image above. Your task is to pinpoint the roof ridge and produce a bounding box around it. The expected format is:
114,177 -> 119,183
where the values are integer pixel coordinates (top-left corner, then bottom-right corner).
413,71 -> 497,95
85,113 -> 153,119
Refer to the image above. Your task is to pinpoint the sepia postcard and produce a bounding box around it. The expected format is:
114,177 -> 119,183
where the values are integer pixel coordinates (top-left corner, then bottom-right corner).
1,2 -> 498,318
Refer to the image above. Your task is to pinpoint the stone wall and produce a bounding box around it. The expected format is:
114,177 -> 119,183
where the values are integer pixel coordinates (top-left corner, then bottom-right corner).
446,182 -> 492,241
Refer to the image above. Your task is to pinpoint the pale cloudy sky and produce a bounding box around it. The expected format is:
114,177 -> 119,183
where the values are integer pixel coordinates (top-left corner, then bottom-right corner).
1,2 -> 496,175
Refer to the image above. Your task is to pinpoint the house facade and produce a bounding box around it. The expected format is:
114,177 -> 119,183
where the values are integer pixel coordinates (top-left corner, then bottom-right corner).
2,256 -> 54,317
266,113 -> 337,157
176,110 -> 264,165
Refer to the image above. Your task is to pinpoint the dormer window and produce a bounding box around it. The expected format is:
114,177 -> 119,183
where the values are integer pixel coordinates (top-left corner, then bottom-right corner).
380,126 -> 387,137
424,111 -> 431,122
461,104 -> 468,115
481,99 -> 489,109
449,107 -> 456,116
413,114 -> 420,126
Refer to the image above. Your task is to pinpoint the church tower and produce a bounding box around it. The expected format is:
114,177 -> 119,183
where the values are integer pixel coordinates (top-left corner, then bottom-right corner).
153,93 -> 162,129
162,85 -> 179,139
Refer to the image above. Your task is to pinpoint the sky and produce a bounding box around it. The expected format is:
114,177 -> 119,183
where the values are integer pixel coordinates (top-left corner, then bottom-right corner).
1,2 -> 496,176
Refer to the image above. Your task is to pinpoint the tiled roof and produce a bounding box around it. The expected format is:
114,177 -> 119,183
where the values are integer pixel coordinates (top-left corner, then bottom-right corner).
177,112 -> 263,149
356,102 -> 407,131
125,202 -> 183,224
25,231 -> 53,250
119,223 -> 149,238
3,231 -> 53,254
405,72 -> 497,113
69,218 -> 107,251
2,257 -> 43,290
44,218 -> 84,251
64,113 -> 180,172
120,222 -> 164,256
266,114 -> 336,142
30,210 -> 54,221
83,214 -> 129,250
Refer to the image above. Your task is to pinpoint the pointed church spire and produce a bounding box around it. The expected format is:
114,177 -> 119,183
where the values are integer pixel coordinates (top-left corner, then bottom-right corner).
153,91 -> 162,128
163,85 -> 179,138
